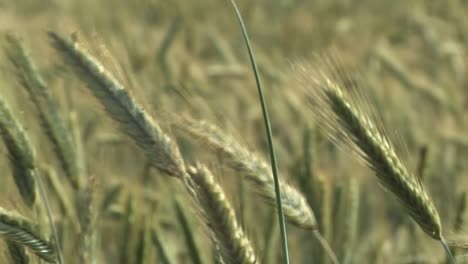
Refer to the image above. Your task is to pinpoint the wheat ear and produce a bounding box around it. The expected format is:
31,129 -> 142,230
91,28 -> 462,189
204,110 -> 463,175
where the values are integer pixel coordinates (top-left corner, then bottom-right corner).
48,32 -> 186,178
292,57 -> 458,263
0,207 -> 56,263
5,34 -> 80,189
186,163 -> 258,264
178,117 -> 316,230
293,57 -> 442,239
0,96 -> 63,263
0,98 -> 36,207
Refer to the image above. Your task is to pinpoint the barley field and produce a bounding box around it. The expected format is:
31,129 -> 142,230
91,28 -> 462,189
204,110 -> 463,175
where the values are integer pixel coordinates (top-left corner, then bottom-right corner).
0,0 -> 467,263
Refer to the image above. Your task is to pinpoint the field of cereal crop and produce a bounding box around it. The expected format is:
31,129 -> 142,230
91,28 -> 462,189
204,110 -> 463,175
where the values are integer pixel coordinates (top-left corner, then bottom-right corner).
0,1 -> 468,263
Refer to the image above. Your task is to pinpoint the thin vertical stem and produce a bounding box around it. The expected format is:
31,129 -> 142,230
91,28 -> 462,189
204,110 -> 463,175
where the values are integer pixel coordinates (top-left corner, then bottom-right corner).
227,1 -> 289,263
35,171 -> 63,264
441,236 -> 456,264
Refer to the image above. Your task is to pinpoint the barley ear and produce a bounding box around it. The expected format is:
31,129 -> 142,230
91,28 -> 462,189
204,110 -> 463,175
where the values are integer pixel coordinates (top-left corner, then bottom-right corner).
0,98 -> 36,207
48,31 -> 186,178
178,117 -> 316,230
5,34 -> 80,189
186,164 -> 259,264
0,207 -> 56,263
293,58 -> 442,239
0,95 -> 62,263
292,57 -> 455,262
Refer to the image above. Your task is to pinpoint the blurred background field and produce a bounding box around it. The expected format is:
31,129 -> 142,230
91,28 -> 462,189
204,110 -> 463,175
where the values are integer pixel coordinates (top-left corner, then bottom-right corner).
1,0 -> 468,263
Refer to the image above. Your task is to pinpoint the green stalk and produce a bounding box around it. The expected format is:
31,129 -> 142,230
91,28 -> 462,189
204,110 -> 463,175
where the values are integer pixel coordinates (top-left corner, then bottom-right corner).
150,227 -> 173,264
313,230 -> 339,264
174,199 -> 203,264
35,171 -> 64,264
441,236 -> 456,264
227,1 -> 289,263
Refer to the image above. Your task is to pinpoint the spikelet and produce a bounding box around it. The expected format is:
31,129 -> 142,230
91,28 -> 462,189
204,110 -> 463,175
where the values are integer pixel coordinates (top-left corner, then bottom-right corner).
0,207 -> 56,263
5,34 -> 80,189
48,32 -> 186,178
292,56 -> 442,239
178,116 -> 316,230
0,98 -> 36,207
186,164 -> 258,264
